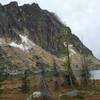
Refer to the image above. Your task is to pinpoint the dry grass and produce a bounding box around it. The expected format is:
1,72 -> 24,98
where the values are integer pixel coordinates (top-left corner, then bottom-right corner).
0,79 -> 100,100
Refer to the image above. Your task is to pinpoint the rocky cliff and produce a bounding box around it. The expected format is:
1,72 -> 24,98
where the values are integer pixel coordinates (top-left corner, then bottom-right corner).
0,2 -> 99,73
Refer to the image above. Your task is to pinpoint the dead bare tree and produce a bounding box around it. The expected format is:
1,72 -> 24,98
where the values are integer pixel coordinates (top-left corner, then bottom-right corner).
36,61 -> 53,100
81,55 -> 91,88
80,38 -> 92,88
52,59 -> 60,90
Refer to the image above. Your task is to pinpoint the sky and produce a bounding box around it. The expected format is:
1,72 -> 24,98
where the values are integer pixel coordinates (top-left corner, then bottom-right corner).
0,0 -> 100,59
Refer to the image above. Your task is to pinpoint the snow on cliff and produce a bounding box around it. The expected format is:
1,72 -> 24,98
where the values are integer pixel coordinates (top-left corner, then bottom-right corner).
9,34 -> 35,51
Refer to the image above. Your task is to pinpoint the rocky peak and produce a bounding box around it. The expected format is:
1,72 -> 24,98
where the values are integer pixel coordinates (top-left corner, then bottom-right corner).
5,1 -> 18,7
31,3 -> 40,8
0,2 -> 93,57
0,2 -> 99,73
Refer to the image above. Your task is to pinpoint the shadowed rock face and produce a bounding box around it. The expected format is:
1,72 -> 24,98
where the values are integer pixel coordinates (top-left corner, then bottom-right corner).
0,2 -> 93,56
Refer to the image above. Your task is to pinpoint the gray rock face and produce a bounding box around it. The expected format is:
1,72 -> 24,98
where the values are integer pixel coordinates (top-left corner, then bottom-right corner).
0,2 -> 93,56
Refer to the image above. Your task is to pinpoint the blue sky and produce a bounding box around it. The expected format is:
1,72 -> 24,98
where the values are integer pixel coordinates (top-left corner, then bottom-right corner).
0,0 -> 100,59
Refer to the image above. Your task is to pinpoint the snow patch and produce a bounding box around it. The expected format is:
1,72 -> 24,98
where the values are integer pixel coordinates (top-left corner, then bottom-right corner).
63,42 -> 76,56
62,44 -> 76,61
69,44 -> 76,56
9,34 -> 35,51
10,42 -> 25,50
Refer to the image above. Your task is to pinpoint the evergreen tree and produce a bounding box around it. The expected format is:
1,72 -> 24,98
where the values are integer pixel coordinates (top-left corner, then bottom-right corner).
63,26 -> 76,88
20,70 -> 30,93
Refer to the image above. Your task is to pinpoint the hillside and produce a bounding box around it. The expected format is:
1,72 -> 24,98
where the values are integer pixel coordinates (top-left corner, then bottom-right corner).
0,1 -> 100,74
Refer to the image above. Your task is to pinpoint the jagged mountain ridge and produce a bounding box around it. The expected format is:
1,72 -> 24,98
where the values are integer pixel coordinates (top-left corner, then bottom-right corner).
0,1 -> 92,56
0,1 -> 100,73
